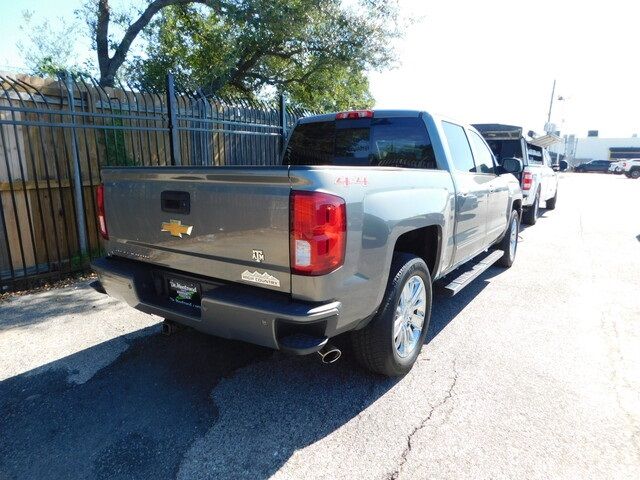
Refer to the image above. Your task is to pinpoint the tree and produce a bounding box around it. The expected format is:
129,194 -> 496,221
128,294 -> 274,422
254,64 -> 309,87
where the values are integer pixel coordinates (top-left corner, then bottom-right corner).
126,0 -> 398,110
20,0 -> 403,109
85,0 -> 217,87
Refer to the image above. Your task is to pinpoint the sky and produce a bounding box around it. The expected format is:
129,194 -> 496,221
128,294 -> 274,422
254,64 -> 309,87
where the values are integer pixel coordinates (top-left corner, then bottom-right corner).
1,0 -> 639,138
370,0 -> 640,137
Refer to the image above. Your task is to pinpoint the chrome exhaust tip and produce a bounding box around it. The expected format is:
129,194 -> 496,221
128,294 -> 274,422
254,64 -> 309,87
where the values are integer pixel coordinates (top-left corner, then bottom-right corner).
318,345 -> 341,364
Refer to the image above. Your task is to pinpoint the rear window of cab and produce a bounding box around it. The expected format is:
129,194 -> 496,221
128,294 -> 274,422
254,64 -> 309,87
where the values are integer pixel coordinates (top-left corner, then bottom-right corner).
283,117 -> 437,169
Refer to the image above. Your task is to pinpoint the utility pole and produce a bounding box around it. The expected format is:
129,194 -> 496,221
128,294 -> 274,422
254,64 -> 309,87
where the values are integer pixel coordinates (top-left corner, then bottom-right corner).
66,73 -> 88,257
546,79 -> 556,128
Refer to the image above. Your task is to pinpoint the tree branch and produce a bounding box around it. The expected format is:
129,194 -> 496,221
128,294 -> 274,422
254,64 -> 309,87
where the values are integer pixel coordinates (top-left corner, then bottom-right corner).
229,49 -> 266,86
96,0 -> 110,79
98,0 -> 216,86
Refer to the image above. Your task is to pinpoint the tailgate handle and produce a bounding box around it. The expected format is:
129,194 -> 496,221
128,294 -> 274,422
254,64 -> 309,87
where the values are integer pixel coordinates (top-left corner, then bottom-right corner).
161,191 -> 190,215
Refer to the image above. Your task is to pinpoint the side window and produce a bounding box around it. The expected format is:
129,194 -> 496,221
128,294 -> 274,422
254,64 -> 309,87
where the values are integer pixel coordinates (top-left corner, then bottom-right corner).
442,121 -> 475,173
370,118 -> 437,169
527,146 -> 543,165
468,131 -> 496,174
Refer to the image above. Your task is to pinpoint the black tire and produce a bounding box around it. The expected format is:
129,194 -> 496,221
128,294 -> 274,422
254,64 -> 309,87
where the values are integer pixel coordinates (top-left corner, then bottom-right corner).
497,209 -> 519,268
522,191 -> 539,225
351,253 -> 432,377
546,189 -> 557,210
630,169 -> 640,179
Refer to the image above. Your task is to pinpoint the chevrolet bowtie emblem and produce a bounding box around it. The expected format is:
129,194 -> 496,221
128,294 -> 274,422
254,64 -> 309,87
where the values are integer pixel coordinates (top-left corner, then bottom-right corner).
161,219 -> 193,238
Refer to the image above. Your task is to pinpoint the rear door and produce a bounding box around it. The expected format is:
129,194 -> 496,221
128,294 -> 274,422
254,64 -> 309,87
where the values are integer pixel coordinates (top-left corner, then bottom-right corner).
102,166 -> 292,292
467,129 -> 509,244
442,121 -> 490,264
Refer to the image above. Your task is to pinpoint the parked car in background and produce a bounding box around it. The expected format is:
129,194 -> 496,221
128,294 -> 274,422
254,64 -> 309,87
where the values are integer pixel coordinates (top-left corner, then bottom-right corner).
91,109 -> 524,377
473,124 -> 558,225
622,159 -> 640,178
609,161 -> 625,174
574,160 -> 612,173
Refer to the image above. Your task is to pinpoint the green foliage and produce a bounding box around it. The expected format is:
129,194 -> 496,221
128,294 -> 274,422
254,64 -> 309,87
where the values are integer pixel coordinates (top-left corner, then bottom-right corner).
70,249 -> 105,271
124,0 -> 403,110
18,0 -> 405,110
99,113 -> 135,167
18,11 -> 92,78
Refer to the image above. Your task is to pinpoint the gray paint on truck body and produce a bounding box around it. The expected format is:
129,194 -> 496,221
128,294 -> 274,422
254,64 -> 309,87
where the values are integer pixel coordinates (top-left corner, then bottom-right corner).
92,110 -> 522,349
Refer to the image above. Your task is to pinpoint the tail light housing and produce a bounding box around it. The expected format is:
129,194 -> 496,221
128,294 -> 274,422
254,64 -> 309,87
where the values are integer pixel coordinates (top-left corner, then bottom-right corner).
96,184 -> 108,239
522,172 -> 533,191
335,110 -> 374,120
290,191 -> 346,276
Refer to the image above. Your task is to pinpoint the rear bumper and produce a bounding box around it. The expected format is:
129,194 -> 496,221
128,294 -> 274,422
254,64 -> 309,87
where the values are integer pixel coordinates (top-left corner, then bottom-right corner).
91,256 -> 341,351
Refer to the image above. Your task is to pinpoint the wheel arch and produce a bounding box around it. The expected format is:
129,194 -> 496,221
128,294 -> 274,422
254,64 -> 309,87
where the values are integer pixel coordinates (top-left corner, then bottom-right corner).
392,224 -> 442,281
511,198 -> 523,219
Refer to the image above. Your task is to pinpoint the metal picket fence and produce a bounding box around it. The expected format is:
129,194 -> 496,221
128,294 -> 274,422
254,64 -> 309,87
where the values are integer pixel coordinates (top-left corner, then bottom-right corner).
0,71 -> 311,291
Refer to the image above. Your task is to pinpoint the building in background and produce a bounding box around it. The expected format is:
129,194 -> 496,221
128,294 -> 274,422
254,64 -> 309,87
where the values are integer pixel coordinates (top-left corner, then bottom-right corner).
550,135 -> 640,166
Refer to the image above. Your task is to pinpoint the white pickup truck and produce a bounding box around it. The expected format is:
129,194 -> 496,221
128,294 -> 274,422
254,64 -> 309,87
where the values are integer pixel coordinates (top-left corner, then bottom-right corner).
622,159 -> 640,179
474,124 -> 558,225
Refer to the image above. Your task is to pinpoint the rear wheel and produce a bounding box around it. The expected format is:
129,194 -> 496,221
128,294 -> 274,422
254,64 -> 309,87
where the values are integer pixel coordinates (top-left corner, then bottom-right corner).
522,191 -> 539,225
351,253 -> 432,377
497,210 -> 519,268
630,169 -> 640,179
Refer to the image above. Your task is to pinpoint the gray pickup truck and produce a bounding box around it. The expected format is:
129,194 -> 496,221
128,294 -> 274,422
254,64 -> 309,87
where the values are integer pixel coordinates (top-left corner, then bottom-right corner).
92,110 -> 523,376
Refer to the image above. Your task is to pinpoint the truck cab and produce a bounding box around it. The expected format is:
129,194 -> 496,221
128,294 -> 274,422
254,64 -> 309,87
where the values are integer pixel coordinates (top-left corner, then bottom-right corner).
473,123 -> 559,224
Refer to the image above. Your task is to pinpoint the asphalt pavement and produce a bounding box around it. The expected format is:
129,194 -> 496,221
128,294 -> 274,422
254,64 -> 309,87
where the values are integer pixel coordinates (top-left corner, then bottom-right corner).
0,172 -> 638,479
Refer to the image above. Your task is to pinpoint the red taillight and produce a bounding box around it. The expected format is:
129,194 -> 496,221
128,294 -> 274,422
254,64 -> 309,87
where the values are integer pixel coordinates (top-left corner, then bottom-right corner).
290,191 -> 346,276
522,172 -> 533,191
335,110 -> 374,120
96,184 -> 108,240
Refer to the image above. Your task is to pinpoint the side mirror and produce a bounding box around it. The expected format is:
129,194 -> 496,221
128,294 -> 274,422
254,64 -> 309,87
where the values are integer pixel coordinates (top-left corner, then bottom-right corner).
502,157 -> 523,174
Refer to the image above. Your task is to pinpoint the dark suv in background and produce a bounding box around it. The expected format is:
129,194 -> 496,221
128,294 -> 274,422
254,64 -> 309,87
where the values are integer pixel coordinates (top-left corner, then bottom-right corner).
574,160 -> 612,173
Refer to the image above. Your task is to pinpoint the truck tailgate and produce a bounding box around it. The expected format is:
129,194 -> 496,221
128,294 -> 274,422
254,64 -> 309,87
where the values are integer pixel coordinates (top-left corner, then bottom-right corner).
102,167 -> 291,292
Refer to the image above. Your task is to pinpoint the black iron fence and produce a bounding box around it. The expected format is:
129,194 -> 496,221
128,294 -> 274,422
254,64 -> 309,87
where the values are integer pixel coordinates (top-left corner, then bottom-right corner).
0,72 -> 311,291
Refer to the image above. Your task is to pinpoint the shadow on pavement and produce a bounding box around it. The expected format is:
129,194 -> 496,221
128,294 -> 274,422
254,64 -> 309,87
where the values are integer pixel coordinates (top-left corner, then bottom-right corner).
429,266 -> 500,342
0,267 -> 502,479
0,282 -> 120,331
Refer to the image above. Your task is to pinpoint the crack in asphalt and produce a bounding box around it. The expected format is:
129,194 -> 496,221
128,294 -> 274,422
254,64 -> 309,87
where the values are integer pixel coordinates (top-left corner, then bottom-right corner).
600,312 -> 640,462
387,360 -> 458,480
585,232 -> 640,463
